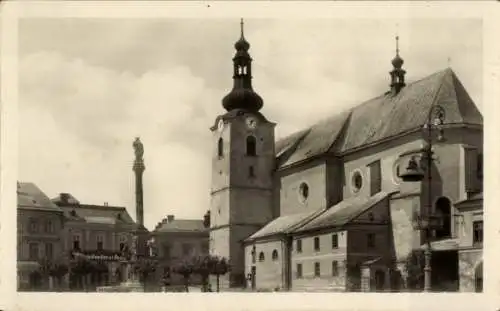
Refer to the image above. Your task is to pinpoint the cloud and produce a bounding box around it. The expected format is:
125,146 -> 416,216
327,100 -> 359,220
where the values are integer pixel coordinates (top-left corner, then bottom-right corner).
19,51 -> 219,228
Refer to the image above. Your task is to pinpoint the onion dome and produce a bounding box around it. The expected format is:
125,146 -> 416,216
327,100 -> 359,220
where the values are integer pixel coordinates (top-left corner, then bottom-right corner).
222,19 -> 263,113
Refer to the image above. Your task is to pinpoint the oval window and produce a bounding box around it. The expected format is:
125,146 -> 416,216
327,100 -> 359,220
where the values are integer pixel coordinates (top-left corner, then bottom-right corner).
299,182 -> 309,202
352,171 -> 363,192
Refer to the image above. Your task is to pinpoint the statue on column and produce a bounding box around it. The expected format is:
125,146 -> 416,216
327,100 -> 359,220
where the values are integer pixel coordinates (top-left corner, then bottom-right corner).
133,137 -> 144,161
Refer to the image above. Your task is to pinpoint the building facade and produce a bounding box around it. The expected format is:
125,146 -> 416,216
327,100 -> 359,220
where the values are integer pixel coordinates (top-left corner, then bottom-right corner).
17,182 -> 66,291
152,213 -> 210,288
208,23 -> 483,292
52,193 -> 147,291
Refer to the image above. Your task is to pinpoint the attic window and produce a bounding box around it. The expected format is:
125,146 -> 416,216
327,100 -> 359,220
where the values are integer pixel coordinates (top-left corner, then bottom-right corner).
70,210 -> 77,217
117,213 -> 122,220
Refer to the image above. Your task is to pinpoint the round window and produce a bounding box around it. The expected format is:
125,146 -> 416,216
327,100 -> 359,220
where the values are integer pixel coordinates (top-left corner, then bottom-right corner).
299,182 -> 309,201
352,171 -> 363,192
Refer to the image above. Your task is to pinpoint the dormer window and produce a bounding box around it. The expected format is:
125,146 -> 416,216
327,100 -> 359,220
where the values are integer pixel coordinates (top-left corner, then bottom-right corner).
70,210 -> 77,217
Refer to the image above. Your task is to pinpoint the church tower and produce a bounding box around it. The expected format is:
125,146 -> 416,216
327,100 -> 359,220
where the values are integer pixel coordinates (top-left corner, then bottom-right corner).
209,19 -> 276,288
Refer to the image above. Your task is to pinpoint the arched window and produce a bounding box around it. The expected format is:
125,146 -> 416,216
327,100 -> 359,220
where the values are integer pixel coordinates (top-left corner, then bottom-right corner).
217,138 -> 224,158
246,136 -> 256,156
435,197 -> 452,239
272,250 -> 278,261
258,251 -> 265,262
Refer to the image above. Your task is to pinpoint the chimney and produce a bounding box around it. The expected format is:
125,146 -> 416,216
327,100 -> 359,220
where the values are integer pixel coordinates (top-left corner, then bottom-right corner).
203,211 -> 211,228
167,215 -> 174,223
60,193 -> 70,204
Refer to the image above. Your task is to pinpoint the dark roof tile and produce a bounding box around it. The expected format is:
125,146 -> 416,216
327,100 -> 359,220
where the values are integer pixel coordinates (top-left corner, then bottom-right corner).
17,182 -> 62,212
275,68 -> 482,165
292,191 -> 389,233
154,219 -> 207,233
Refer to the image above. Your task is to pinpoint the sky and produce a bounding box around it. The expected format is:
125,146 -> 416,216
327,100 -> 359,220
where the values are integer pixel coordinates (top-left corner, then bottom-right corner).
18,18 -> 483,230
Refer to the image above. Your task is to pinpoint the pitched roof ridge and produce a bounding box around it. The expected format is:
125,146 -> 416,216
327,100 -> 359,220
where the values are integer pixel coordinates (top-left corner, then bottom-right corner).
77,204 -> 127,210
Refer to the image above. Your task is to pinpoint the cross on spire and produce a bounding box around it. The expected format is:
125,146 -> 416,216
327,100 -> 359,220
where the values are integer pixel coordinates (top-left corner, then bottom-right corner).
396,35 -> 400,55
240,18 -> 244,38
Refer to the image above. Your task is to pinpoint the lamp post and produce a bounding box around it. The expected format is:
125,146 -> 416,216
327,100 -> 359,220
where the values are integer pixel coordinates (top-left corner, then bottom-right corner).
400,104 -> 446,292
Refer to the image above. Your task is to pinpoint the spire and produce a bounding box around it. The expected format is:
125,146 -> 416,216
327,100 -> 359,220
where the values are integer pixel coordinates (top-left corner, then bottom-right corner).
222,19 -> 263,112
389,35 -> 406,95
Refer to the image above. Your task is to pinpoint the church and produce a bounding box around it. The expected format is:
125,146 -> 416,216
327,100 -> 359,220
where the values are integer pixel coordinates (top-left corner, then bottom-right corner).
208,21 -> 483,292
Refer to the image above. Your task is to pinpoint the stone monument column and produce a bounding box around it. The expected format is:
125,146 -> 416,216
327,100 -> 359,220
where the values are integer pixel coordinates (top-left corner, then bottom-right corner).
133,137 -> 145,227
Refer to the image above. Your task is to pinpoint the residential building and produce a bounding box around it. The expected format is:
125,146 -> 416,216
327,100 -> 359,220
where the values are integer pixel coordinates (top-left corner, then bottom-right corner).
17,182 -> 66,291
52,193 -> 149,290
152,212 -> 210,287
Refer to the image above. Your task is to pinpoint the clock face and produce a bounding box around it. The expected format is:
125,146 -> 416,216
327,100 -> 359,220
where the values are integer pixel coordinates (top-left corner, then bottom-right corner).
217,119 -> 224,131
246,117 -> 258,129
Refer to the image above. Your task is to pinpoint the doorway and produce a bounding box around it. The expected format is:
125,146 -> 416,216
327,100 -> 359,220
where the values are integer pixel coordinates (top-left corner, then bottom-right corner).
251,266 -> 256,290
374,270 -> 385,291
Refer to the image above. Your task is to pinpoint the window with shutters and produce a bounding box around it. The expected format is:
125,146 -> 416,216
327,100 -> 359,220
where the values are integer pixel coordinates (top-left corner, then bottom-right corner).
296,264 -> 303,278
45,242 -> 53,260
314,237 -> 320,251
314,262 -> 321,277
464,147 -> 480,192
332,261 -> 339,276
331,234 -> 339,249
29,242 -> 39,260
369,160 -> 382,196
296,239 -> 302,253
473,221 -> 483,246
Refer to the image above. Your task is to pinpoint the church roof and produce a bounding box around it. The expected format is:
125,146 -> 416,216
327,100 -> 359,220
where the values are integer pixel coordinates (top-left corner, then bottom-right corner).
17,182 -> 63,212
292,191 -> 390,233
276,68 -> 482,168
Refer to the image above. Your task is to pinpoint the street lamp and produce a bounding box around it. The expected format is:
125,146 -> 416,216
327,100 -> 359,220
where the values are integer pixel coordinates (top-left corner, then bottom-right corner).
400,104 -> 447,292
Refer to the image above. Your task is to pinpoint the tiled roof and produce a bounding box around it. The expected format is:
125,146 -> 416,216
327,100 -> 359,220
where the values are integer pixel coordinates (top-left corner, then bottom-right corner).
57,202 -> 135,225
246,208 -> 325,241
17,182 -> 63,212
279,111 -> 350,168
276,68 -> 483,167
292,191 -> 390,233
154,219 -> 207,233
